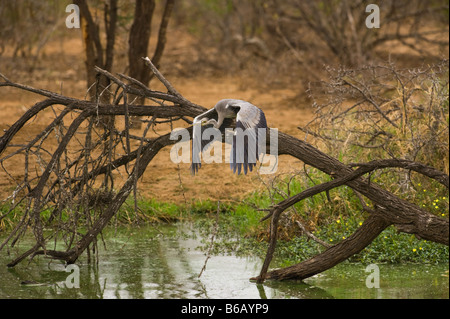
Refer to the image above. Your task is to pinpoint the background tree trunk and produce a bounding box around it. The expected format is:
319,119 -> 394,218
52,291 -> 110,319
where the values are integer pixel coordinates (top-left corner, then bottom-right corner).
128,0 -> 155,89
75,0 -> 117,101
128,0 -> 174,128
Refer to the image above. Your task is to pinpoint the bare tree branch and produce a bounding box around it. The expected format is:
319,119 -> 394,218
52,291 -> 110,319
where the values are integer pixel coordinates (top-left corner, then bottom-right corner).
0,62 -> 447,287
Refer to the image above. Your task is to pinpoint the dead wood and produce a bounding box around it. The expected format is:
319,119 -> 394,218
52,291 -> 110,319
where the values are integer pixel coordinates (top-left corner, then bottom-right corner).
0,61 -> 447,284
252,131 -> 449,282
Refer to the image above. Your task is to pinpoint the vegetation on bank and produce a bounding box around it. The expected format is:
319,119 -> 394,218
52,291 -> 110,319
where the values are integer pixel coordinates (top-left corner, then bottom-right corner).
1,61 -> 448,267
1,193 -> 448,265
189,196 -> 449,266
117,189 -> 450,265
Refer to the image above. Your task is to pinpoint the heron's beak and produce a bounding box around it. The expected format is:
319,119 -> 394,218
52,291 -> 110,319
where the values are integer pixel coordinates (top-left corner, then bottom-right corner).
197,119 -> 209,126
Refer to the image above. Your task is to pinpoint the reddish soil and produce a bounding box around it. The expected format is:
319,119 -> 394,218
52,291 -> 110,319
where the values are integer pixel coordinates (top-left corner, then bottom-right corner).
0,33 -> 315,204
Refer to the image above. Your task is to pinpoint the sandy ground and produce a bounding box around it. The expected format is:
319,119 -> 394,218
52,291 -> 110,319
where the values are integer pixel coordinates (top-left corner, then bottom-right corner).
0,33 -> 315,205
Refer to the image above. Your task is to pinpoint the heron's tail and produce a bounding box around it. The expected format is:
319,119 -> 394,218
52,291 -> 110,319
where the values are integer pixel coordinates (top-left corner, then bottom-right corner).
190,162 -> 201,175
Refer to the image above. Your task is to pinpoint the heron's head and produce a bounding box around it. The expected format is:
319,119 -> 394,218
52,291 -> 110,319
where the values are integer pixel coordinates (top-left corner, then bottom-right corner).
202,118 -> 218,127
215,99 -> 239,118
193,117 -> 218,127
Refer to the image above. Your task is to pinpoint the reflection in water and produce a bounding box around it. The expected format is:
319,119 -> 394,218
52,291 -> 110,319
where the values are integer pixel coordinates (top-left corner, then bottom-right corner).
0,223 -> 448,299
103,229 -> 207,298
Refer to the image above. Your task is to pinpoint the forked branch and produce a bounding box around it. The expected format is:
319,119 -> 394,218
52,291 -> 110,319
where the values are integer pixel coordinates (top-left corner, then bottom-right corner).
0,61 -> 447,285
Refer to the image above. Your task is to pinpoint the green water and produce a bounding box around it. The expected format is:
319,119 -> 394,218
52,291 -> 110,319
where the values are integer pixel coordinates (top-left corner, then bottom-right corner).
0,224 -> 448,299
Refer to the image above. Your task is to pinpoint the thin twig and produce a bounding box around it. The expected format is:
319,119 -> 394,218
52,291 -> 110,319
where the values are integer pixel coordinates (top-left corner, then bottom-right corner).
295,220 -> 331,248
142,56 -> 182,98
198,201 -> 220,278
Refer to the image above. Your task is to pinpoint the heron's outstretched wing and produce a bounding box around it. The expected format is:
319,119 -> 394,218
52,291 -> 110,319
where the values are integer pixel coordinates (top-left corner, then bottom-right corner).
230,102 -> 268,175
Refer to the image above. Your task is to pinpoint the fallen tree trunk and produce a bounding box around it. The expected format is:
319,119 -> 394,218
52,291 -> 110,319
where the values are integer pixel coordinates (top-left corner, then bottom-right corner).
0,61 -> 448,284
261,213 -> 391,281
276,132 -> 448,245
254,132 -> 448,282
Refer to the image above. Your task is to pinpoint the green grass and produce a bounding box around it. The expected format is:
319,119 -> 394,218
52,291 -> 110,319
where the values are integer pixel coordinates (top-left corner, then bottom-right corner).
187,192 -> 448,265
1,183 -> 448,265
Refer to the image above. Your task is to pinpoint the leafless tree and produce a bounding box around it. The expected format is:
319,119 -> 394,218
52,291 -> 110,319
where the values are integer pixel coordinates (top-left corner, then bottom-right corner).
0,60 -> 447,282
74,0 -> 174,104
0,0 -> 66,71
270,0 -> 449,66
183,0 -> 448,84
128,0 -> 175,88
302,60 -> 449,188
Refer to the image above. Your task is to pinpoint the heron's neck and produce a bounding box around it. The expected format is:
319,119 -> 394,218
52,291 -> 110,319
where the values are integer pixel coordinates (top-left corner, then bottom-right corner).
216,114 -> 225,128
207,118 -> 222,128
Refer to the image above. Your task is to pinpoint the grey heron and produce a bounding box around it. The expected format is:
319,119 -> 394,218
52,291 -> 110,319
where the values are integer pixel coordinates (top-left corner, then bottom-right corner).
191,99 -> 268,175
